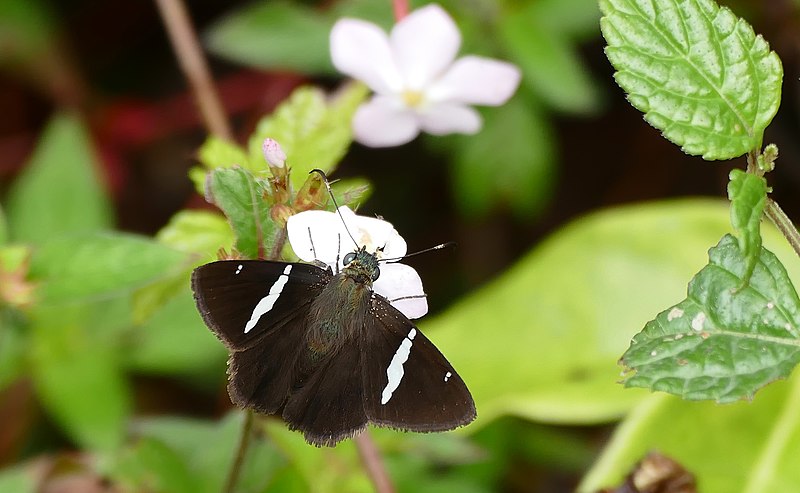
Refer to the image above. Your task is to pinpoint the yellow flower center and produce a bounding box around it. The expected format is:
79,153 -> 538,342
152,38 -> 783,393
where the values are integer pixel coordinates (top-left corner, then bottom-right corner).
402,90 -> 425,108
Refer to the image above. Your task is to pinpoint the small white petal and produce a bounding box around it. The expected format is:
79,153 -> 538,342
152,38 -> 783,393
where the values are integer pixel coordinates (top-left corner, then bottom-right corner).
374,263 -> 428,319
287,210 -> 348,265
418,103 -> 482,135
330,19 -> 403,95
427,56 -> 522,106
353,95 -> 421,147
351,215 -> 406,258
390,4 -> 460,90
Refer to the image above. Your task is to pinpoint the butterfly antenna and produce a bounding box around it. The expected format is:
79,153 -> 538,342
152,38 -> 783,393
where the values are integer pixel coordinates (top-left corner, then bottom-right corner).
379,242 -> 456,263
309,169 -> 359,249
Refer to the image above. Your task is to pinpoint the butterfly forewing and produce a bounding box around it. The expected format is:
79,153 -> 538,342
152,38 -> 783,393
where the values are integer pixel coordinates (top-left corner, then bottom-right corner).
191,260 -> 329,350
192,260 -> 330,413
362,295 -> 476,431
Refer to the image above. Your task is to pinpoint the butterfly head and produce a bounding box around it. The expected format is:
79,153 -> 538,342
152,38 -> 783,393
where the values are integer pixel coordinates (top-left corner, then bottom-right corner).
342,246 -> 380,286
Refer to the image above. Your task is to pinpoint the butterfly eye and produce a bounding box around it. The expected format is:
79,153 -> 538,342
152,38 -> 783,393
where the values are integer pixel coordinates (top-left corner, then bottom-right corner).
343,252 -> 356,265
371,267 -> 380,282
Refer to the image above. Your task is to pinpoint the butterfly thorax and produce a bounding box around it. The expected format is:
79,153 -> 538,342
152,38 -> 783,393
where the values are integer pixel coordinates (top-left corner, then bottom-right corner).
304,247 -> 379,360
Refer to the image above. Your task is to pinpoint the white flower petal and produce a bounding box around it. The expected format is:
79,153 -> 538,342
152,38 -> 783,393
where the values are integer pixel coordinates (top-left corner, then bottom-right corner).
351,215 -> 406,258
418,103 -> 482,135
427,56 -> 522,106
330,19 -> 403,95
287,210 -> 346,265
374,263 -> 428,319
390,4 -> 460,90
353,95 -> 421,147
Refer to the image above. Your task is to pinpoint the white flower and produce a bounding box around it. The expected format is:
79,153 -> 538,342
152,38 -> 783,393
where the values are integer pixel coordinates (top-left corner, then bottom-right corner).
286,206 -> 428,319
330,3 -> 521,147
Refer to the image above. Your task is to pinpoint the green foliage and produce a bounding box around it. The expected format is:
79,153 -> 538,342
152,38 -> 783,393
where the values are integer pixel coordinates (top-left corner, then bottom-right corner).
6,113 -> 112,243
0,204 -> 7,245
30,302 -> 132,450
0,464 -> 34,493
728,168 -> 768,279
500,1 -> 602,114
28,232 -> 189,303
445,92 -> 555,218
0,0 -> 54,66
600,0 -> 783,159
247,84 -> 368,190
579,374 -> 800,493
621,234 -> 800,402
424,199 -> 800,427
205,167 -> 277,259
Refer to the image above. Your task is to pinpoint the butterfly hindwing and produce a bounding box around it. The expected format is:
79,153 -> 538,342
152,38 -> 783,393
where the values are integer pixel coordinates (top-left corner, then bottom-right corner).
362,295 -> 476,431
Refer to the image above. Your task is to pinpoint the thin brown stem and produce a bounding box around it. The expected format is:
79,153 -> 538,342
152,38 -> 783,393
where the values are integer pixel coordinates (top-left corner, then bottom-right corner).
354,430 -> 395,493
154,0 -> 233,141
766,198 -> 800,259
222,410 -> 255,493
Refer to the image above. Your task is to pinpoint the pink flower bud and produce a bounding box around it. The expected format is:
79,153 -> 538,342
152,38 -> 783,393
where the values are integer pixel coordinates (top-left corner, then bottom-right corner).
262,138 -> 287,168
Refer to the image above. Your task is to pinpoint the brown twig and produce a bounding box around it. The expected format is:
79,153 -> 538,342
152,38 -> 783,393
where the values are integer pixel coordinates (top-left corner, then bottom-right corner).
154,0 -> 233,141
222,410 -> 254,493
766,198 -> 800,259
354,430 -> 395,493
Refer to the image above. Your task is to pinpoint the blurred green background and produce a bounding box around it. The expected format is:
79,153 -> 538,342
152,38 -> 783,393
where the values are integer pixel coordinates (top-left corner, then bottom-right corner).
2,0 -> 800,492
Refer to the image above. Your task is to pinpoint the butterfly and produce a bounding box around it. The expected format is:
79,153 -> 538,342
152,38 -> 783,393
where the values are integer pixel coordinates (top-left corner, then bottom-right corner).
191,243 -> 476,447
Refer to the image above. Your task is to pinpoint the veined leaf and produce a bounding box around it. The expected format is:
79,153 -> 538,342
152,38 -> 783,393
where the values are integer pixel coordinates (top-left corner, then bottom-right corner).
622,234 -> 800,402
246,84 -> 368,191
600,0 -> 782,159
728,168 -> 767,280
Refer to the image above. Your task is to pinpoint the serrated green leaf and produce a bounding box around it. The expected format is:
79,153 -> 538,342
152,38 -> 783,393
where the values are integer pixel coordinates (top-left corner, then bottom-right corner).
600,0 -> 783,159
30,303 -> 131,450
156,209 -> 234,256
424,199 -> 800,429
29,232 -> 189,304
205,167 -> 278,259
728,168 -> 767,280
197,135 -> 251,171
247,84 -> 368,191
622,234 -> 800,402
501,5 -> 602,114
206,1 -> 335,74
448,93 -> 555,218
7,113 -> 112,243
579,374 -> 800,493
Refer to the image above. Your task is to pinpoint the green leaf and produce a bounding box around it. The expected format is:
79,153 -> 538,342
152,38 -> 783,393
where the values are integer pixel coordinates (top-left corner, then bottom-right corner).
423,199 -> 800,429
6,113 -> 112,243
110,437 -> 196,493
205,167 -> 277,259
29,232 -> 188,304
0,204 -> 7,245
0,312 -> 26,390
197,135 -> 250,171
128,413 -> 285,493
156,209 -> 234,256
621,234 -> 800,402
501,4 -> 602,114
579,374 -> 800,493
30,303 -> 132,450
0,0 -> 54,67
526,0 -> 602,40
0,464 -> 34,493
128,289 -> 226,378
728,168 -> 767,279
247,84 -> 368,191
206,1 -> 335,74
600,0 -> 783,159
447,93 -> 556,218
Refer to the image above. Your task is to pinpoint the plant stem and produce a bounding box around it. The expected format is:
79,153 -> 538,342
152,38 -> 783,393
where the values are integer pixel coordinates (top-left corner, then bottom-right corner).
765,198 -> 800,259
222,410 -> 255,493
154,0 -> 233,141
354,430 -> 395,493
